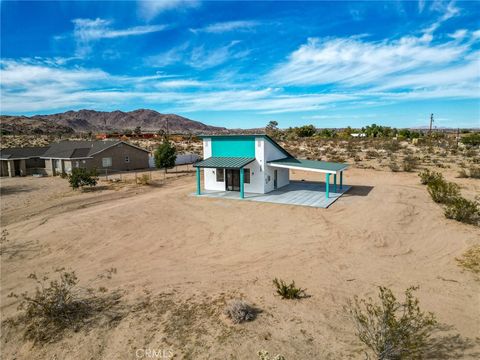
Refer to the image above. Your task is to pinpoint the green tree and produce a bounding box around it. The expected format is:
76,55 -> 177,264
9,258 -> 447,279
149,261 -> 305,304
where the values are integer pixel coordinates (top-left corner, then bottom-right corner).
266,121 -> 279,137
67,168 -> 98,190
295,125 -> 316,137
154,140 -> 177,172
134,126 -> 142,136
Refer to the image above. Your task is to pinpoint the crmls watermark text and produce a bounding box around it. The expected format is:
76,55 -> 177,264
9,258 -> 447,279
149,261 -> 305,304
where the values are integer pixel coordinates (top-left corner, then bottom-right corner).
135,348 -> 174,359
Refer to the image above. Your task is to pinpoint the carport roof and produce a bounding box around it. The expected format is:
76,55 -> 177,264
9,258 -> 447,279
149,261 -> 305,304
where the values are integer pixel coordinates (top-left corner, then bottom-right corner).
193,157 -> 255,169
268,157 -> 348,173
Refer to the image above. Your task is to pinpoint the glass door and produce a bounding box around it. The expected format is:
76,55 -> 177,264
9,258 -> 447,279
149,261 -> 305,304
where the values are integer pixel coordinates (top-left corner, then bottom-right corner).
226,169 -> 240,191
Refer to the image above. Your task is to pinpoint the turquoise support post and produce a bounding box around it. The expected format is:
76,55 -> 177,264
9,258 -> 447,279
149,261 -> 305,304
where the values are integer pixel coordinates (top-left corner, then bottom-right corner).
334,173 -> 337,193
325,173 -> 330,199
196,167 -> 201,195
340,171 -> 343,189
240,167 -> 244,199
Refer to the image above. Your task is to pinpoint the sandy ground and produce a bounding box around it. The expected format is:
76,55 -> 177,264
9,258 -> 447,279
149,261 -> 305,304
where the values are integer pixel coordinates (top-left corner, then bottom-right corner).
1,168 -> 479,359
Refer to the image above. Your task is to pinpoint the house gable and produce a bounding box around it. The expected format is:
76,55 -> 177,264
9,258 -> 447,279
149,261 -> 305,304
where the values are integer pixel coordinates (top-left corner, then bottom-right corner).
210,136 -> 256,158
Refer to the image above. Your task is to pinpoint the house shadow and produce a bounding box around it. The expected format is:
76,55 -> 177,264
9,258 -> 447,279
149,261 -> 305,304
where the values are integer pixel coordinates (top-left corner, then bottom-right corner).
342,185 -> 374,197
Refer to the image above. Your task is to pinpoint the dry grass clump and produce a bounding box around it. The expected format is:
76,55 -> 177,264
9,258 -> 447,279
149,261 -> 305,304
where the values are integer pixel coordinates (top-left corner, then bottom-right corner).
456,245 -> 480,276
224,299 -> 257,324
273,278 -> 307,299
258,350 -> 286,360
6,270 -> 123,344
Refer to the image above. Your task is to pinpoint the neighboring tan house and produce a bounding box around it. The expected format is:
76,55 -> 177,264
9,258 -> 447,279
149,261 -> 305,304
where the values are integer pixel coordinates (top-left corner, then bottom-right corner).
41,140 -> 150,176
1,140 -> 149,177
0,147 -> 50,177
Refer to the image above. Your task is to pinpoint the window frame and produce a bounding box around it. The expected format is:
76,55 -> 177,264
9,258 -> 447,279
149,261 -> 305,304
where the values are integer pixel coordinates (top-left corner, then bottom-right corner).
216,168 -> 225,182
125,155 -> 130,163
243,168 -> 251,184
102,157 -> 112,168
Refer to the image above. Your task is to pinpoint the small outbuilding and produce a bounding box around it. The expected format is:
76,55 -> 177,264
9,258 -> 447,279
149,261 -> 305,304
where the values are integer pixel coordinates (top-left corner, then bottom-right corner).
193,135 -> 350,207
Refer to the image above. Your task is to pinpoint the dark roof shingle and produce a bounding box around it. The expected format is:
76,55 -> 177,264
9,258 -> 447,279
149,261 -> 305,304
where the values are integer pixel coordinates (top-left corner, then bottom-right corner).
0,147 -> 50,160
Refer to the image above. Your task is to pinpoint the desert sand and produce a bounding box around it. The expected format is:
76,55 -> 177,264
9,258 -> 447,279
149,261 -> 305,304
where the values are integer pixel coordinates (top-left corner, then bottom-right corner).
1,168 -> 479,359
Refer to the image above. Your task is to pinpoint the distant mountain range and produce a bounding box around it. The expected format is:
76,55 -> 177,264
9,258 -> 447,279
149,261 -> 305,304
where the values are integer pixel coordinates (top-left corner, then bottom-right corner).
0,109 -> 226,135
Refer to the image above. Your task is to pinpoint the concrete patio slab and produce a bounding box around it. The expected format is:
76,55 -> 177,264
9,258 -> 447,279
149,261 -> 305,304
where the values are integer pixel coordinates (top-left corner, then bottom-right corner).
194,180 -> 351,208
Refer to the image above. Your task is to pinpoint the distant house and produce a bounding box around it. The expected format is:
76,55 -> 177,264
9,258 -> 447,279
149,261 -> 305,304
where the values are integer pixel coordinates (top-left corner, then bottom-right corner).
193,135 -> 348,199
1,140 -> 149,177
350,133 -> 366,138
0,147 -> 49,177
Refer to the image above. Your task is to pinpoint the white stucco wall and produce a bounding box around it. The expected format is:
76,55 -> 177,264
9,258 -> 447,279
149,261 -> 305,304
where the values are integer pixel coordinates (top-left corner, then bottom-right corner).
202,136 -> 290,194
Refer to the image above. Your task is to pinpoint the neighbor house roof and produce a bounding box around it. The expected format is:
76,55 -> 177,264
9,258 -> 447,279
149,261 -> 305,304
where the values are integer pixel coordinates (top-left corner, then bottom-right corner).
193,157 -> 255,169
0,146 -> 50,160
268,157 -> 349,174
197,134 -> 293,158
41,140 -> 149,159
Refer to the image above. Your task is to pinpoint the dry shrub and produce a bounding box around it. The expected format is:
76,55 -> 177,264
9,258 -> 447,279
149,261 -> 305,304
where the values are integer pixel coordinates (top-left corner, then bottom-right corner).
388,161 -> 400,172
444,197 -> 480,226
427,178 -> 460,204
273,278 -> 306,299
418,169 -> 443,185
224,299 -> 257,324
258,350 -> 286,360
468,167 -> 480,179
402,155 -> 418,172
456,245 -> 480,276
346,286 -> 437,360
8,270 -> 123,344
137,174 -> 150,185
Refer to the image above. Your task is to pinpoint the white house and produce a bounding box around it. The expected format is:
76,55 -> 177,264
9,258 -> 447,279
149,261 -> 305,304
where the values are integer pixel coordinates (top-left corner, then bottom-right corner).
193,135 -> 348,199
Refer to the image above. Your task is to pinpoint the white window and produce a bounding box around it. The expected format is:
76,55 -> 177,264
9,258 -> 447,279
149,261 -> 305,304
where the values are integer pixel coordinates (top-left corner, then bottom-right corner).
102,157 -> 112,167
125,156 -> 130,163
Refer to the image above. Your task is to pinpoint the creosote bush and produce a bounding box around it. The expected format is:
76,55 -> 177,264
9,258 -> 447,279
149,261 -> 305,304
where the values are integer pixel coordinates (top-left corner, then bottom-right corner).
346,286 -> 437,360
444,197 -> 480,226
224,299 -> 256,324
273,278 -> 306,299
418,169 -> 443,185
9,270 -> 122,344
427,178 -> 460,204
67,168 -> 98,190
456,245 -> 480,275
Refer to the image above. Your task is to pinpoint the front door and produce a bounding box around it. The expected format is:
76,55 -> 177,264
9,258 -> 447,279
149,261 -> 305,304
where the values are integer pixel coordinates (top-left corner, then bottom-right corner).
226,169 -> 240,191
274,169 -> 278,189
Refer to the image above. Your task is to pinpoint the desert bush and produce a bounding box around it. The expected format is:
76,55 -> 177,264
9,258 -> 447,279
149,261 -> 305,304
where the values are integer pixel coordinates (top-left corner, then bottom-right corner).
444,197 -> 480,226
9,270 -> 121,344
427,178 -> 460,204
224,299 -> 256,324
346,286 -> 437,360
388,161 -> 400,172
418,169 -> 443,185
67,168 -> 98,190
461,133 -> 480,146
468,167 -> 480,179
258,351 -> 286,360
365,150 -> 379,159
402,155 -> 418,172
456,245 -> 480,275
458,168 -> 469,178
273,278 -> 306,299
137,174 -> 150,185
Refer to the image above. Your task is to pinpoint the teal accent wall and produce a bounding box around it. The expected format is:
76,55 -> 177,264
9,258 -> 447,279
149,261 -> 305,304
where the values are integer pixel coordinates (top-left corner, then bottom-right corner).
211,137 -> 255,157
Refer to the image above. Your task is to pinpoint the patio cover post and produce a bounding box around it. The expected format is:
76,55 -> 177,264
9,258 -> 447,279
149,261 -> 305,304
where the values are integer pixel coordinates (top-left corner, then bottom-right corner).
334,173 -> 337,193
325,173 -> 330,199
240,167 -> 245,199
340,171 -> 343,189
196,167 -> 201,195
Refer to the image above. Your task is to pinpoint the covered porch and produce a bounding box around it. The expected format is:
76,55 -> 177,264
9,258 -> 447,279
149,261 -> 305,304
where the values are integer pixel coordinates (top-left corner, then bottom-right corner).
196,180 -> 351,208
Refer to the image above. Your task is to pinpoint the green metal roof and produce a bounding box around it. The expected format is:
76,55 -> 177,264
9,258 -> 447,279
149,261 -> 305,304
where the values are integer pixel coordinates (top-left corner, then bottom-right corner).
268,157 -> 348,173
193,156 -> 255,169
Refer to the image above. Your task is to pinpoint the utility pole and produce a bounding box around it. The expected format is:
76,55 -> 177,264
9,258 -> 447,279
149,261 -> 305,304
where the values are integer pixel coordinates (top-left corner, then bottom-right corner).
429,113 -> 434,138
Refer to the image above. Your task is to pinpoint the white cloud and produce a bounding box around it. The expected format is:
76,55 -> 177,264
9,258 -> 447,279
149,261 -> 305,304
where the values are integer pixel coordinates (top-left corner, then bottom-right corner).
192,20 -> 260,33
266,34 -> 476,97
72,18 -> 167,56
146,41 -> 250,69
137,0 -> 199,21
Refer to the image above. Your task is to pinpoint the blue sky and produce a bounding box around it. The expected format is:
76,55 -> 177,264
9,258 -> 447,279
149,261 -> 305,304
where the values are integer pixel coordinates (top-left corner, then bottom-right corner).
1,0 -> 479,128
